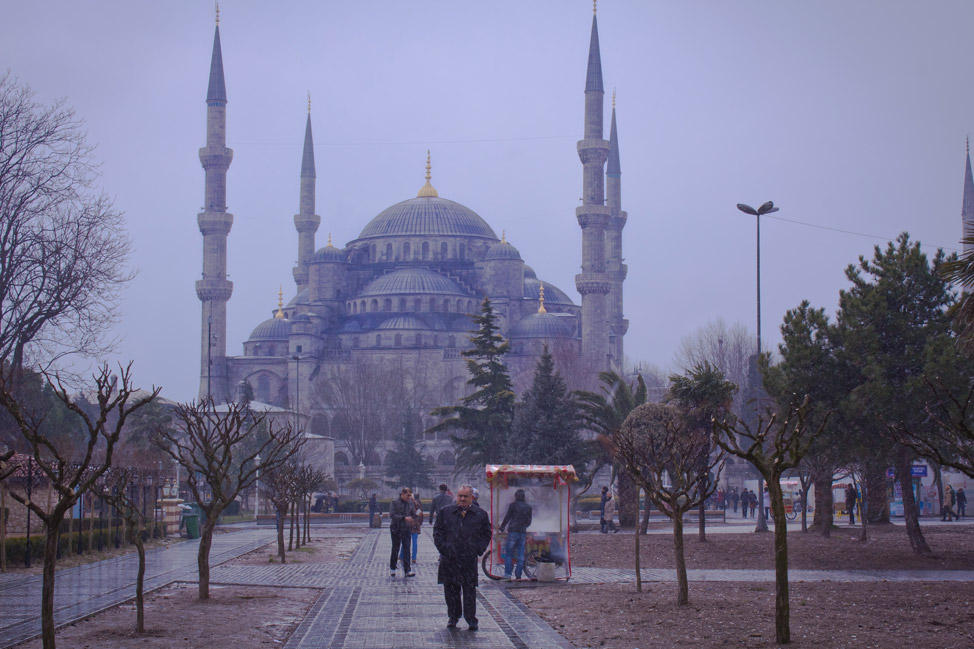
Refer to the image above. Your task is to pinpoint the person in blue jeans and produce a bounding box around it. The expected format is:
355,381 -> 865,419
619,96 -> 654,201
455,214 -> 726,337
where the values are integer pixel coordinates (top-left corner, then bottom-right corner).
498,489 -> 532,581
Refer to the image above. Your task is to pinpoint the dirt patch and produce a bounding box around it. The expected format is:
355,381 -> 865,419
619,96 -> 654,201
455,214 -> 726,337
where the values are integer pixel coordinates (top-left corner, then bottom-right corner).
14,583 -> 317,649
512,524 -> 974,649
228,532 -> 363,565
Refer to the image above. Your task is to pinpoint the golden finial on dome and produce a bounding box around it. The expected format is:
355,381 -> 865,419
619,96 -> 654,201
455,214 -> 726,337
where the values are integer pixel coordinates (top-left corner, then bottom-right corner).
274,286 -> 285,319
538,284 -> 547,314
593,0 -> 597,15
416,149 -> 439,197
612,89 -> 616,109
501,230 -> 506,243
215,1 -> 220,25
327,232 -> 334,248
307,91 -> 311,114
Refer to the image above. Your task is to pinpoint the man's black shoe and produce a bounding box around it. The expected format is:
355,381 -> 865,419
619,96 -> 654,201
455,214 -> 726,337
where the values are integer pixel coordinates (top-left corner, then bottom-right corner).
468,624 -> 478,631
447,619 -> 458,628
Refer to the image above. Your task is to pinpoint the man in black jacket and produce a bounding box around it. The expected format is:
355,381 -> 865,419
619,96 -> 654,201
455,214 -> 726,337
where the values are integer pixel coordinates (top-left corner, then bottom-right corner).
499,489 -> 532,580
389,487 -> 417,577
429,483 -> 452,526
433,484 -> 491,631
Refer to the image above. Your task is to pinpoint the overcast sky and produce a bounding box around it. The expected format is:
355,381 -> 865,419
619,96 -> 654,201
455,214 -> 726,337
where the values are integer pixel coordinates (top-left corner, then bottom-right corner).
3,1 -> 971,401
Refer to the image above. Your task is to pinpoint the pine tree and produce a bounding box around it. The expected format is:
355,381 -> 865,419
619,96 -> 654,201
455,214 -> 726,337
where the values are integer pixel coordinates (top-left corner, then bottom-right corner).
428,298 -> 515,472
384,413 -> 434,489
512,345 -> 585,465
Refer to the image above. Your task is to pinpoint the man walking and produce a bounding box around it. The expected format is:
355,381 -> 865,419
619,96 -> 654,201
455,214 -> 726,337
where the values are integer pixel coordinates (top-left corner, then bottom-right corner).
433,484 -> 491,631
498,489 -> 532,581
389,487 -> 417,577
430,483 -> 452,526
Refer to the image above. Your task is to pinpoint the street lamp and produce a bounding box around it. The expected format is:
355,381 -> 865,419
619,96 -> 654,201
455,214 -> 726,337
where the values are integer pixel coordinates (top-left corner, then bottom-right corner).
255,453 -> 262,519
735,200 -> 779,534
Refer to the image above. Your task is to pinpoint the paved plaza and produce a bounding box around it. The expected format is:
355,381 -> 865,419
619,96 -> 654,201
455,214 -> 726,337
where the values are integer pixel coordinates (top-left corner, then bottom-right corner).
2,523 -> 974,648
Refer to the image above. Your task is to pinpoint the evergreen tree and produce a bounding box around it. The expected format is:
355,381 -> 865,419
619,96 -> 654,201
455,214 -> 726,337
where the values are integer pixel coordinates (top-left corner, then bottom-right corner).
511,345 -> 586,465
385,412 -> 434,489
428,298 -> 515,472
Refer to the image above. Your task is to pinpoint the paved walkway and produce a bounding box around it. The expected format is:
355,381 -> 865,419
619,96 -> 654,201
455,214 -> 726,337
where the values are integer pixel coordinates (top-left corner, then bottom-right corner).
4,523 -> 974,648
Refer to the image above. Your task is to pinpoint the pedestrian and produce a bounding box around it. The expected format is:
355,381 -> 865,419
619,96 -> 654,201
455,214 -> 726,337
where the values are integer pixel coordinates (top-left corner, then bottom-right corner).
943,485 -> 956,522
957,487 -> 967,518
401,492 -> 423,565
430,483 -> 452,526
716,488 -> 725,511
368,493 -> 380,528
599,486 -> 610,533
749,490 -> 757,518
433,484 -> 492,631
389,487 -> 417,578
731,488 -> 739,514
739,489 -> 749,518
845,484 -> 857,525
603,492 -> 619,532
498,488 -> 533,581
763,486 -> 770,519
471,487 -> 482,509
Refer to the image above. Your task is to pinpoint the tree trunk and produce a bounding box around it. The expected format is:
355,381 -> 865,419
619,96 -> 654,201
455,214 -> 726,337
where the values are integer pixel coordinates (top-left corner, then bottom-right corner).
617,471 -> 638,528
864,462 -> 890,524
634,488 -> 642,593
135,537 -> 146,633
896,450 -> 932,557
640,497 -> 650,534
811,472 -> 833,537
697,497 -> 707,542
1,480 -> 7,573
288,501 -> 295,550
767,476 -> 791,644
672,513 -> 688,605
41,524 -> 61,649
197,520 -> 216,599
276,505 -> 287,563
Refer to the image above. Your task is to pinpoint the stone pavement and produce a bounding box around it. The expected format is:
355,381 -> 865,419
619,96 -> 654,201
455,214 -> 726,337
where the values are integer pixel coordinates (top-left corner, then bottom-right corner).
0,527 -> 275,649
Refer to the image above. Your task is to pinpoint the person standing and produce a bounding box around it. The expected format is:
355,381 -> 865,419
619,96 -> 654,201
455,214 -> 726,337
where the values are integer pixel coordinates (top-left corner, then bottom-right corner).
433,484 -> 491,631
389,487 -> 417,577
401,492 -> 423,565
430,483 -> 452,526
731,488 -> 740,514
603,492 -> 619,532
740,489 -> 749,518
845,484 -> 858,525
749,490 -> 757,518
943,485 -> 956,522
599,486 -> 610,533
957,487 -> 967,518
498,489 -> 532,581
368,493 -> 380,528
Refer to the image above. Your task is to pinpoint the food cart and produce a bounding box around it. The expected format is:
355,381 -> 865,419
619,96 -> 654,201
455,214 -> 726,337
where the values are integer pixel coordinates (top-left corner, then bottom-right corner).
482,464 -> 577,581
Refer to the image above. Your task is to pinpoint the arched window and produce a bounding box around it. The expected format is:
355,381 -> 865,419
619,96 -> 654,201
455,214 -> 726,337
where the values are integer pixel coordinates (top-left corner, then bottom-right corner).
437,450 -> 455,466
351,302 -> 357,314
413,298 -> 421,311
266,345 -> 275,356
456,299 -> 463,312
458,243 -> 466,260
403,241 -> 411,259
375,334 -> 382,347
352,336 -> 360,348
440,242 -> 448,259
370,244 -> 376,262
414,333 -> 422,346
370,299 -> 378,312
257,375 -> 271,402
422,241 -> 430,260
334,452 -> 349,466
443,299 -> 450,312
433,335 -> 439,347
448,335 -> 456,348
385,242 -> 393,261
429,298 -> 437,312
383,298 -> 392,312
361,300 -> 366,313
398,298 -> 406,311
394,333 -> 402,346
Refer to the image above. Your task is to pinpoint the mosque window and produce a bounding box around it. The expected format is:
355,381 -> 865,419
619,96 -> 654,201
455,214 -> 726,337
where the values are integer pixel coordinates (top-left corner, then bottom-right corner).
266,345 -> 275,356
448,335 -> 456,348
394,333 -> 402,346
383,298 -> 392,312
352,336 -> 359,348
370,299 -> 378,312
295,345 -> 302,353
361,300 -> 366,313
459,243 -> 466,260
414,333 -> 422,346
456,299 -> 463,312
429,298 -> 436,312
375,334 -> 382,347
398,298 -> 406,311
443,300 -> 450,313
253,343 -> 261,356
385,243 -> 393,261
257,375 -> 270,403
334,452 -> 349,466
370,244 -> 376,262
437,450 -> 455,466
351,302 -> 357,314
440,242 -> 448,259
422,241 -> 430,260
403,242 -> 411,259
433,335 -> 438,347
413,298 -> 421,311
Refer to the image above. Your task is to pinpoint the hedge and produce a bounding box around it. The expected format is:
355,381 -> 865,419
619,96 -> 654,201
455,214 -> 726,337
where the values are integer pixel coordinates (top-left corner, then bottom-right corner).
3,521 -> 167,565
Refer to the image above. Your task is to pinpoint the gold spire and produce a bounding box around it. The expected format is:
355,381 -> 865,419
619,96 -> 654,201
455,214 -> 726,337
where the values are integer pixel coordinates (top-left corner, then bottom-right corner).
327,233 -> 334,248
274,286 -> 285,319
215,1 -> 220,25
501,230 -> 506,243
612,89 -> 616,109
593,0 -> 597,15
538,284 -> 547,314
417,149 -> 439,197
307,91 -> 311,114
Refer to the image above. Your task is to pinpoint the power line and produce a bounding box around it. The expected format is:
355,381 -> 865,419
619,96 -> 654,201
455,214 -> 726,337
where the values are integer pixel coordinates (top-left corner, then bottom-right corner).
765,213 -> 960,254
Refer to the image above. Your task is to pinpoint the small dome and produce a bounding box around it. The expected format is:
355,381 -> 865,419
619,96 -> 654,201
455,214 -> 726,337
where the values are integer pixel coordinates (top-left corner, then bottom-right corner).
523,265 -> 537,279
312,244 -> 346,263
508,313 -> 573,339
378,316 -> 427,330
361,268 -> 467,297
357,196 -> 497,240
247,317 -> 292,342
523,278 -> 575,306
485,240 -> 522,261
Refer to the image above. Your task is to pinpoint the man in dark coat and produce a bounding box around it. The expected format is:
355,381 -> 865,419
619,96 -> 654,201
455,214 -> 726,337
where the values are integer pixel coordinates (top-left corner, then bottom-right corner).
388,487 -> 417,577
430,483 -> 452,526
433,484 -> 492,631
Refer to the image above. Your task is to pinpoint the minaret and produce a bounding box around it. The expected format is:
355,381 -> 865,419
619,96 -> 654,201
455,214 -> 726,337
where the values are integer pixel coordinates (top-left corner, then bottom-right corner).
605,92 -> 628,369
293,94 -> 320,292
575,2 -> 612,370
963,137 -> 974,256
196,7 -> 234,402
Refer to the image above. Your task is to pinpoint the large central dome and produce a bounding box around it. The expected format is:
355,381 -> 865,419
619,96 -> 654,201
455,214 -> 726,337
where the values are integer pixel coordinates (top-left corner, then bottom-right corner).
357,196 -> 497,240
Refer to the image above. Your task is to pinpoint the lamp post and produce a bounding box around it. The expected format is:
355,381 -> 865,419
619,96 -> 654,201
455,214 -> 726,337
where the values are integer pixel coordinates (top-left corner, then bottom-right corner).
255,453 -> 262,519
735,200 -> 779,534
206,315 -> 213,403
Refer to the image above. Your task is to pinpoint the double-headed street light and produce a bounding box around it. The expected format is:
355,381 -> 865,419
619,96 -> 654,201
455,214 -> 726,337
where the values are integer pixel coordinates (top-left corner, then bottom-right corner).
735,200 -> 779,534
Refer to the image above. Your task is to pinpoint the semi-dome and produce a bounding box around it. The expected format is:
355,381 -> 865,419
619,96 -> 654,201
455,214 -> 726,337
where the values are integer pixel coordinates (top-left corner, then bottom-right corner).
378,316 -> 427,330
361,268 -> 468,297
357,196 -> 497,240
247,317 -> 292,342
508,313 -> 573,339
523,278 -> 575,306
287,289 -> 309,308
485,240 -> 522,261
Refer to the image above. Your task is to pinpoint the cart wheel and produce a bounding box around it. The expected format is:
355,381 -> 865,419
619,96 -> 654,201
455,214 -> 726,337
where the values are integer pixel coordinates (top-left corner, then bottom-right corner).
481,552 -> 503,580
522,551 -> 539,580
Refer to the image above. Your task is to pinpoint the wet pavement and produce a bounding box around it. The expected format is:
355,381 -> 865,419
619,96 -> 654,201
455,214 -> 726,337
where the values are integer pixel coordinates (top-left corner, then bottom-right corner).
3,522 -> 974,648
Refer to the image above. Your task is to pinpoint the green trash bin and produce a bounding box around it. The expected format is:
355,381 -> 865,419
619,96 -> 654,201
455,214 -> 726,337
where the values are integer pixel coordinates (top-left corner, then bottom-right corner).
179,510 -> 200,539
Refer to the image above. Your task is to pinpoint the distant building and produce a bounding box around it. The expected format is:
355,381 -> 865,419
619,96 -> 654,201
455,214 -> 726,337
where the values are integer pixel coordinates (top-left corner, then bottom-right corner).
193,9 -> 629,488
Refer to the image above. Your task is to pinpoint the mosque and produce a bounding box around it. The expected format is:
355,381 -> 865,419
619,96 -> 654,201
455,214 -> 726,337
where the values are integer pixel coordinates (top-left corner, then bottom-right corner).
193,7 -> 629,482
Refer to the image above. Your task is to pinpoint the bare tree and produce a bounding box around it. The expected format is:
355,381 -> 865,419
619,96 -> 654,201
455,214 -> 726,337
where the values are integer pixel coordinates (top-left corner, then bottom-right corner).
607,402 -> 723,603
0,364 -> 157,649
153,400 -> 303,599
887,379 -> 974,479
713,398 -> 826,645
674,319 -> 755,417
0,73 -> 131,378
261,461 -> 299,563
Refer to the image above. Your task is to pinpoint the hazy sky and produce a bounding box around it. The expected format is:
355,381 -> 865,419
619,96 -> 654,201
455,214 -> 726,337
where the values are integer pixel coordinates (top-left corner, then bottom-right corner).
3,1 -> 971,401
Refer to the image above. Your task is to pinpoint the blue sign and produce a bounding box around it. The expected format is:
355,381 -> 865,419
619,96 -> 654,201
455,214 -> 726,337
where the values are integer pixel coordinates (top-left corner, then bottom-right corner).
886,465 -> 928,478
